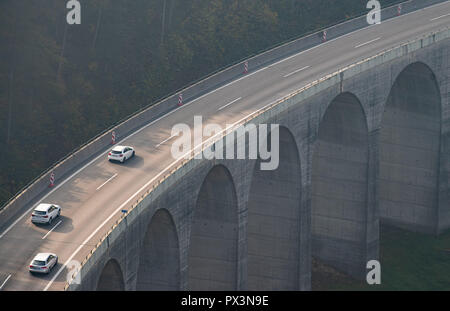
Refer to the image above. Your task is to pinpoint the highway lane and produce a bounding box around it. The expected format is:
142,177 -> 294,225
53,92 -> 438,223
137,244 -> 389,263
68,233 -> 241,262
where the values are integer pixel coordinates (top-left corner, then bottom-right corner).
0,1 -> 449,291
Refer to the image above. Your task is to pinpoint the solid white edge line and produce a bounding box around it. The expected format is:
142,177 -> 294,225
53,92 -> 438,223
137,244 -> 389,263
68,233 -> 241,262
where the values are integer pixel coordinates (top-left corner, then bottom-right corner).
218,97 -> 242,111
40,1 -> 450,291
0,26 -> 283,240
0,274 -> 11,290
42,220 -> 62,240
0,0 -> 439,289
96,173 -> 118,191
3,0 -> 449,241
355,37 -> 381,48
44,95 -> 283,291
283,66 -> 311,78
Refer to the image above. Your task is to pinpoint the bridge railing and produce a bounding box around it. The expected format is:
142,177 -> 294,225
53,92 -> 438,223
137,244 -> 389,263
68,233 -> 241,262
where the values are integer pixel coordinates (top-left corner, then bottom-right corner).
2,0 -> 438,231
64,25 -> 450,290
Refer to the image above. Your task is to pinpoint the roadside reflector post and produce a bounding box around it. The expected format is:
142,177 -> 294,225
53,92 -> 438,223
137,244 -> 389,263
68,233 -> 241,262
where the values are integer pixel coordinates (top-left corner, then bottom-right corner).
111,131 -> 116,145
397,4 -> 402,16
322,30 -> 327,42
49,172 -> 55,188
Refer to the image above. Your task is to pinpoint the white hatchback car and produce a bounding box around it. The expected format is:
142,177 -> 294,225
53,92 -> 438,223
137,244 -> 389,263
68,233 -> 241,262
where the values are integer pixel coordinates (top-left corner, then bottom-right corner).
31,203 -> 61,225
108,145 -> 135,163
29,253 -> 58,274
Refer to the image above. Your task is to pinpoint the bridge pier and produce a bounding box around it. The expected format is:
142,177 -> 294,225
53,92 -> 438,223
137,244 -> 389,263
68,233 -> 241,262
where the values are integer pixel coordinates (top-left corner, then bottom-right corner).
70,28 -> 450,291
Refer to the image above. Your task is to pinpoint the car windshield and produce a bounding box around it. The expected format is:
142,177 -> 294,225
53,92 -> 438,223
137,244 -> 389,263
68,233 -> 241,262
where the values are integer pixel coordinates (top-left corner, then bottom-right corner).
33,211 -> 46,215
111,150 -> 122,154
32,260 -> 46,266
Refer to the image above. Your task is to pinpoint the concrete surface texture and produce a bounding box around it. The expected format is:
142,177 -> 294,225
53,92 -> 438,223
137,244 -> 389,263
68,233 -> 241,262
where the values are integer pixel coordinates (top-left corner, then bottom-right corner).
247,127 -> 302,290
380,62 -> 442,232
0,0 -> 448,292
0,0 -> 443,230
312,92 -> 369,278
70,26 -> 450,291
136,209 -> 180,290
188,165 -> 238,290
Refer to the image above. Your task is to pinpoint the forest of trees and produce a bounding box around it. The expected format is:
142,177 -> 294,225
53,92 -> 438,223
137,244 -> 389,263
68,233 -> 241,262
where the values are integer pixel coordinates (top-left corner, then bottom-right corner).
0,0 -> 401,207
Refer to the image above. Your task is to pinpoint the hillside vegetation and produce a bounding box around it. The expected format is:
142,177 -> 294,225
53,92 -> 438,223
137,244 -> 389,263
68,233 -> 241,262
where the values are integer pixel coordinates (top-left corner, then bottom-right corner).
0,0 -> 400,206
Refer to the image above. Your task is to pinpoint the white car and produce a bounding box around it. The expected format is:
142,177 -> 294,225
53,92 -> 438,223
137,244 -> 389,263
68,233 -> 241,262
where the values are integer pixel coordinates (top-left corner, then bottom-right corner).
31,203 -> 61,225
29,253 -> 58,274
108,145 -> 135,163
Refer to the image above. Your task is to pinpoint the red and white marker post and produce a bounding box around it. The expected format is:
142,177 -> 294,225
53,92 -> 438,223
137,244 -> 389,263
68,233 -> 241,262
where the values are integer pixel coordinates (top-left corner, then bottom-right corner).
49,172 -> 55,188
178,93 -> 183,107
244,61 -> 249,74
111,131 -> 116,145
397,4 -> 402,16
322,30 -> 327,42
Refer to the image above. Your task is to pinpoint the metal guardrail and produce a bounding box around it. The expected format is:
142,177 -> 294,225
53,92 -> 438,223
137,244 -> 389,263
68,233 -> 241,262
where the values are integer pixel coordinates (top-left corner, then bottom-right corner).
0,0 -> 409,212
64,25 -> 450,290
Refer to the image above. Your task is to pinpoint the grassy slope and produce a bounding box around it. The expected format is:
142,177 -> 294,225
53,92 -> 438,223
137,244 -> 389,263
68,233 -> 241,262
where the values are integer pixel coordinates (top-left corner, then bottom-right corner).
312,225 -> 450,291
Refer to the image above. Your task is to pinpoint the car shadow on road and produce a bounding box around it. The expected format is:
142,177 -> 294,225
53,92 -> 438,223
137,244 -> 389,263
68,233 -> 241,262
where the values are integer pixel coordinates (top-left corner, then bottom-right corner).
108,155 -> 144,169
51,216 -> 73,234
32,215 -> 73,234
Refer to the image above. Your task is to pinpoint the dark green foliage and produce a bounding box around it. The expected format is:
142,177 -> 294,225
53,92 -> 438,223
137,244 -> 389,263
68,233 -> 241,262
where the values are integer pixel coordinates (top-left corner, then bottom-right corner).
313,226 -> 450,290
0,0 -> 401,206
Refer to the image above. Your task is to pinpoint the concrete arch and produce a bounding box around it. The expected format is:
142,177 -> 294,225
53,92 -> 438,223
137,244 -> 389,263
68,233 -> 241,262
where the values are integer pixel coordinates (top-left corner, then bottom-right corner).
188,164 -> 238,290
311,92 -> 369,277
96,258 -> 125,291
136,208 -> 180,290
380,62 -> 442,232
247,126 -> 302,290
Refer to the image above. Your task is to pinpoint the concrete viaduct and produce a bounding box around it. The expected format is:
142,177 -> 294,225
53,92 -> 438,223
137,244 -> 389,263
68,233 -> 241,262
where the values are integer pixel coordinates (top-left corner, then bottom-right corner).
67,27 -> 450,291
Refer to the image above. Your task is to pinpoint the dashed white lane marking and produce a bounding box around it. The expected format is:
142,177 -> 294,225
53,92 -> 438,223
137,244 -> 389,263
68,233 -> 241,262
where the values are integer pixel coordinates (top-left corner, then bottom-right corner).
430,13 -> 450,21
2,0 -> 449,242
0,275 -> 11,290
96,173 -> 118,191
355,37 -> 381,49
42,220 -> 62,240
156,134 -> 178,148
0,0 -> 438,290
218,97 -> 242,111
43,94 -> 285,291
283,66 -> 310,78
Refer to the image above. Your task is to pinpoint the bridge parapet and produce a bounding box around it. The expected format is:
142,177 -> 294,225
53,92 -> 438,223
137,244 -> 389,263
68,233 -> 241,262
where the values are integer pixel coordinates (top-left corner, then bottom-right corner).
66,26 -> 450,291
1,0 -> 445,235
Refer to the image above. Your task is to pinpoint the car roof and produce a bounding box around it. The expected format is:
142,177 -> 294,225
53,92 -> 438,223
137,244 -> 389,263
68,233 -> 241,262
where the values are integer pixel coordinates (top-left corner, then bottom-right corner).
34,203 -> 53,212
112,145 -> 127,152
33,253 -> 54,261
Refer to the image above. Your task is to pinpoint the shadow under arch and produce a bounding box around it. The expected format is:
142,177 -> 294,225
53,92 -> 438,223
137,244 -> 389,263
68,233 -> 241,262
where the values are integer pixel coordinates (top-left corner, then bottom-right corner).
188,164 -> 238,290
380,61 -> 442,233
247,125 -> 302,290
96,258 -> 125,291
311,92 -> 370,279
136,208 -> 180,290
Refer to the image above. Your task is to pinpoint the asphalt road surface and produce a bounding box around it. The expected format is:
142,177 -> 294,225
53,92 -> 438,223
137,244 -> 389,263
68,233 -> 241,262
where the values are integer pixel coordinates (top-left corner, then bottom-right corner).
1,2 -> 449,291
